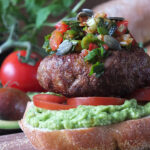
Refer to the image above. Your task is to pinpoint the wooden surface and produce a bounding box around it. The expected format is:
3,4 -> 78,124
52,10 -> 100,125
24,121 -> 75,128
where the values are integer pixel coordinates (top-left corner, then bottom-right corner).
0,133 -> 36,150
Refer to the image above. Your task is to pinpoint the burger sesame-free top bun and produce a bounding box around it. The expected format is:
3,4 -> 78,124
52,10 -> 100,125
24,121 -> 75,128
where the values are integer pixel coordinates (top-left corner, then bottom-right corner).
93,0 -> 150,43
19,102 -> 150,150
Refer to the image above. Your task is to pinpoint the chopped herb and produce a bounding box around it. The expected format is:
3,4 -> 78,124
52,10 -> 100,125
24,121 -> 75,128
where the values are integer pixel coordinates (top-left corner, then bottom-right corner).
42,34 -> 52,53
64,20 -> 81,31
64,30 -> 77,40
97,18 -> 117,36
100,46 -> 105,57
84,48 -> 100,63
84,47 -> 108,63
89,62 -> 104,77
81,33 -> 99,49
97,27 -> 108,35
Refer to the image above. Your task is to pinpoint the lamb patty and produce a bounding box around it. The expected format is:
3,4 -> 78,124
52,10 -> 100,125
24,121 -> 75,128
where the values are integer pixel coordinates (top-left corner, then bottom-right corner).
37,48 -> 150,97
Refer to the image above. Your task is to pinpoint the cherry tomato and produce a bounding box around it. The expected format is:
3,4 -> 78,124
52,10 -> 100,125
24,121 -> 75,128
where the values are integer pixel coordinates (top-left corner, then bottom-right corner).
88,43 -> 98,51
116,20 -> 128,36
33,94 -> 75,110
130,87 -> 150,101
55,21 -> 69,33
67,97 -> 125,106
0,50 -> 44,92
50,30 -> 63,51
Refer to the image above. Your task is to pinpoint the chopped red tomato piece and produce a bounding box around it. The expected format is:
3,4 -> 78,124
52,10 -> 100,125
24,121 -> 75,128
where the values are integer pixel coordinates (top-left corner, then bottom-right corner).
103,44 -> 109,50
67,97 -> 125,106
130,87 -> 150,101
55,21 -> 69,33
88,43 -> 98,51
80,49 -> 89,57
33,94 -> 75,110
116,20 -> 128,36
130,34 -> 137,46
49,30 -> 63,51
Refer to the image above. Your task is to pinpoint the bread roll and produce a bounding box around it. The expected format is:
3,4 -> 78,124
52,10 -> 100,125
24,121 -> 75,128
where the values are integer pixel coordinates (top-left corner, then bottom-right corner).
19,102 -> 150,150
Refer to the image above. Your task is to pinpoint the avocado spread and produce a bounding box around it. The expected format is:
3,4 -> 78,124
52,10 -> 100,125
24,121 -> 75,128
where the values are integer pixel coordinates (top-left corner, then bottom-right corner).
26,99 -> 150,130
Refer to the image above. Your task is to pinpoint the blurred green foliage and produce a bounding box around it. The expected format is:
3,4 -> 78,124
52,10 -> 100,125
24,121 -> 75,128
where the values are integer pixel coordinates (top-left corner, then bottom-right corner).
0,0 -> 78,45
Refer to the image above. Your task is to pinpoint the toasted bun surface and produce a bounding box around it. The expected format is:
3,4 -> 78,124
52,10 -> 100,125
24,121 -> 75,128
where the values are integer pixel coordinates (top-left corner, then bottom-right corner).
19,102 -> 150,150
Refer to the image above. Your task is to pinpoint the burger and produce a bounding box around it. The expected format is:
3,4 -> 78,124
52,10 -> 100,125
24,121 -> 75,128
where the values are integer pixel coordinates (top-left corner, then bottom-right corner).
20,9 -> 150,150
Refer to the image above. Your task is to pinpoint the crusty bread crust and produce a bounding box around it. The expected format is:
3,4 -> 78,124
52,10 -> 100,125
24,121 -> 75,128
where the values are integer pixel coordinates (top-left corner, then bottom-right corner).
19,103 -> 150,150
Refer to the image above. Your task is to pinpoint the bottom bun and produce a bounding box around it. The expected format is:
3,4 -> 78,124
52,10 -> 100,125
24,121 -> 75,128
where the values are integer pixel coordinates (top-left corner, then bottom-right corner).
19,103 -> 150,150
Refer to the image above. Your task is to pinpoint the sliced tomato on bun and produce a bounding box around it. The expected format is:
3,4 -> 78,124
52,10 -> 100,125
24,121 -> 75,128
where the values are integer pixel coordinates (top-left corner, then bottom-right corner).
130,87 -> 150,101
33,94 -> 75,110
67,97 -> 125,106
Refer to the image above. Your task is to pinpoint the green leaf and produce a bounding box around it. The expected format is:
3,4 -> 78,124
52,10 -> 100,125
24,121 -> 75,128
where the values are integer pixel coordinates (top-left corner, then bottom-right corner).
89,62 -> 104,77
36,6 -> 52,28
25,0 -> 36,12
84,49 -> 100,63
97,27 -> 108,35
11,0 -> 19,5
63,0 -> 74,7
100,46 -> 105,57
50,4 -> 66,16
43,34 -> 52,53
0,0 -> 10,12
3,14 -> 17,27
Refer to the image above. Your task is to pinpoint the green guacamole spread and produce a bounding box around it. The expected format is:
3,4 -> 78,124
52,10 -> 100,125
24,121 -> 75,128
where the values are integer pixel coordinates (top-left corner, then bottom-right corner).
26,99 -> 150,130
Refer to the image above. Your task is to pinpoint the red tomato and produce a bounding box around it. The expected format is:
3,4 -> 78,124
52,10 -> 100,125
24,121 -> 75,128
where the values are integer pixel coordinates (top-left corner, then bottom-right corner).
80,49 -> 89,57
130,87 -> 150,101
102,44 -> 109,50
50,30 -> 63,51
55,21 -> 69,33
0,68 -> 1,81
33,94 -> 75,110
116,20 -> 128,36
0,50 -> 44,92
33,94 -> 66,103
130,34 -> 137,46
88,43 -> 98,51
67,97 -> 125,106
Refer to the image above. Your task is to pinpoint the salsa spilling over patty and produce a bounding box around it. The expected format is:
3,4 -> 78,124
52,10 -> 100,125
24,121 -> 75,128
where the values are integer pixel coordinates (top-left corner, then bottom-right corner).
38,9 -> 150,97
43,9 -> 135,77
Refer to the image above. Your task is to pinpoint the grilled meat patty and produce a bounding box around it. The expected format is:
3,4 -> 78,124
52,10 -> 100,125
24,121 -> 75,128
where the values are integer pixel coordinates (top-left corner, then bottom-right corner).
37,47 -> 150,97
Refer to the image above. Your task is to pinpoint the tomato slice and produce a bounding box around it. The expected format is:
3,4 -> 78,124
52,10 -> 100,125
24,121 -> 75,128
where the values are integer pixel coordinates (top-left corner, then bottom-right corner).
130,87 -> 150,101
67,97 -> 125,106
33,94 -> 66,103
49,30 -> 63,51
33,94 -> 75,110
55,21 -> 69,33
